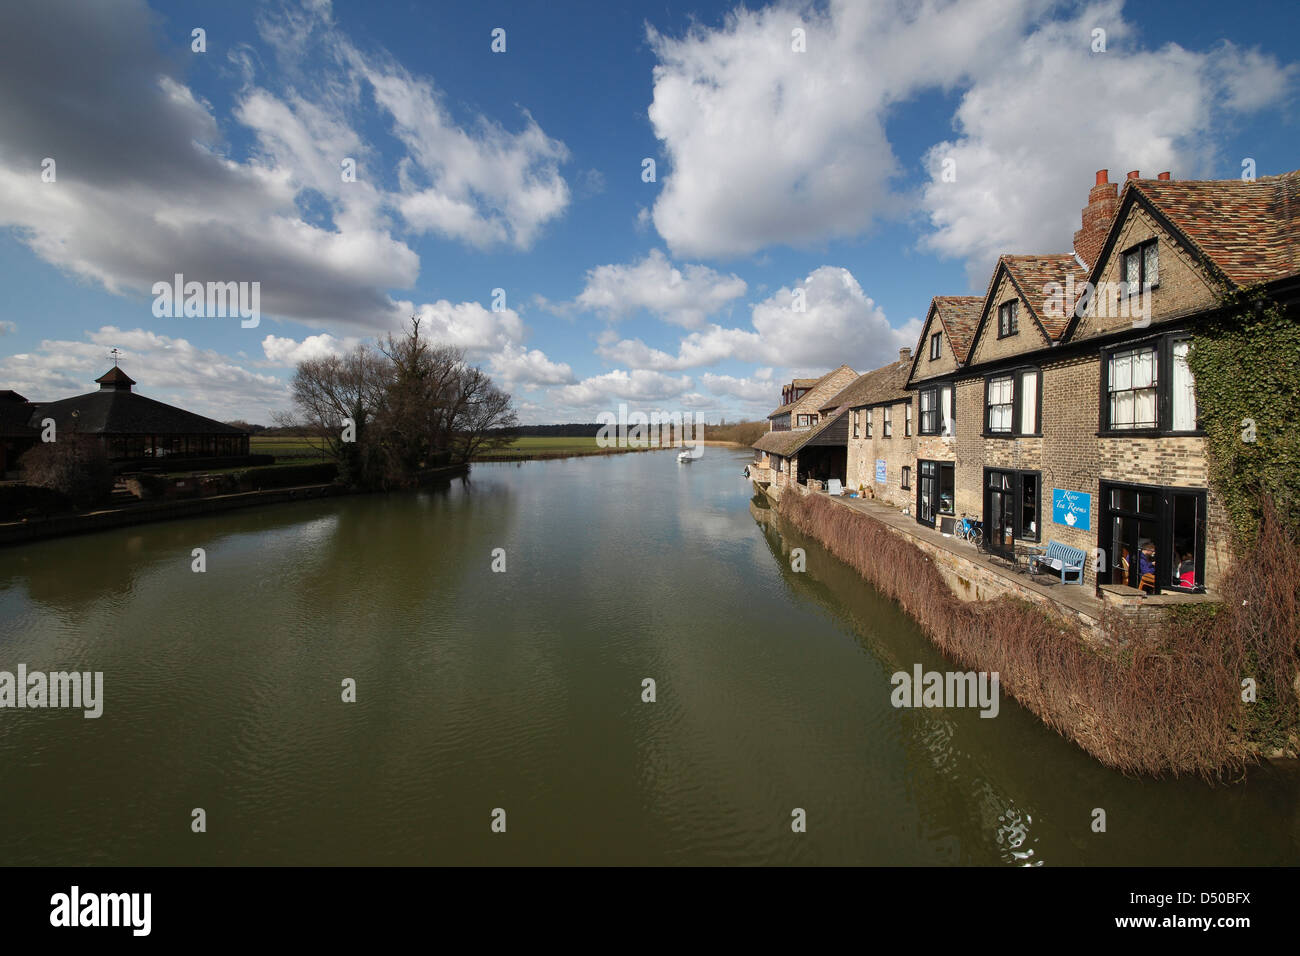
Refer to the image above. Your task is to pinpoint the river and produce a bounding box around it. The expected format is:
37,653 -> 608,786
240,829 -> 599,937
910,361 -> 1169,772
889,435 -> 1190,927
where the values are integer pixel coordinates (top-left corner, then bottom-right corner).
0,447 -> 1296,864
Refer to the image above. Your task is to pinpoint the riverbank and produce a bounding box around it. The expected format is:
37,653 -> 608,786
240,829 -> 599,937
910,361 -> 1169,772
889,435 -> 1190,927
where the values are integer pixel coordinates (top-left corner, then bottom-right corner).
0,464 -> 467,547
764,483 -> 1299,776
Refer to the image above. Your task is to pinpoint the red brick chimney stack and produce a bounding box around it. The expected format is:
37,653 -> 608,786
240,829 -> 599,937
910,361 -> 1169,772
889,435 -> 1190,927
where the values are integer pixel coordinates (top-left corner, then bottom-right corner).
1072,169 -> 1120,270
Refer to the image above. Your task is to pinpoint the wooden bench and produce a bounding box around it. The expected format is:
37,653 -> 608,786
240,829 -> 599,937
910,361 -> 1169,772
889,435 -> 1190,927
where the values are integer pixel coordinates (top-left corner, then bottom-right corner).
1028,540 -> 1086,584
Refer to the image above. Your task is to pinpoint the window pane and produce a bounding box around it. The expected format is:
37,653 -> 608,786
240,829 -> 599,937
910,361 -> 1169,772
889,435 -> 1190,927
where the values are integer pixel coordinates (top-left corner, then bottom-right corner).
1144,242 -> 1158,286
940,386 -> 953,433
1112,389 -> 1133,427
939,465 -> 955,514
1020,370 -> 1037,433
1172,341 -> 1197,430
1125,251 -> 1139,289
1021,474 -> 1037,540
1171,493 -> 1201,589
1111,352 -> 1132,391
1134,387 -> 1156,428
1133,347 -> 1155,388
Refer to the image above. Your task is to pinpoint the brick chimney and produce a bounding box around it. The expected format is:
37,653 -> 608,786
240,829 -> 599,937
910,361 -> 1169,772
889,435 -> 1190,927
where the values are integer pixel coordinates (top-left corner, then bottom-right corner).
1072,169 -> 1119,271
898,347 -> 912,363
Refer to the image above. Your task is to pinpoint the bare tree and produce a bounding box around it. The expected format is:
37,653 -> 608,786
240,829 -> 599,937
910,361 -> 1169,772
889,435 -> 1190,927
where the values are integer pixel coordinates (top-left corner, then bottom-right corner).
282,344 -> 389,485
446,364 -> 517,463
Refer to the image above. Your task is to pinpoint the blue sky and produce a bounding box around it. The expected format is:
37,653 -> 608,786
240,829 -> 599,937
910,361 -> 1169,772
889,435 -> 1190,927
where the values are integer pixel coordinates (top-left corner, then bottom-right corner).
0,0 -> 1296,424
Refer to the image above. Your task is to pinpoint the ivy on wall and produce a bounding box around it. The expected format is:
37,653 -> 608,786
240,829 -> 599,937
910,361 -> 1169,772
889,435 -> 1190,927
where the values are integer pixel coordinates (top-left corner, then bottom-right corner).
1188,284 -> 1300,547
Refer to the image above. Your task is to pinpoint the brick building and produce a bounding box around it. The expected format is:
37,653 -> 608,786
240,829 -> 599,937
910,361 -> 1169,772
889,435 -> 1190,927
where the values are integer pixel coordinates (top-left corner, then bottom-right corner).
903,168 -> 1300,595
753,364 -> 857,488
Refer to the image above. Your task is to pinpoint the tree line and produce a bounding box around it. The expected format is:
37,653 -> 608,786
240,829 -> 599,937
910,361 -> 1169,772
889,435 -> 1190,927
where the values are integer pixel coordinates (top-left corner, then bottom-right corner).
277,316 -> 516,488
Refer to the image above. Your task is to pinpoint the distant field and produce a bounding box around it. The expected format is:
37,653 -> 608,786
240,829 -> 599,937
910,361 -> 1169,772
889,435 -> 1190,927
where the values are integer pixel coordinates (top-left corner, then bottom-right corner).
248,434 -> 652,463
475,436 -> 649,460
250,436 -> 330,462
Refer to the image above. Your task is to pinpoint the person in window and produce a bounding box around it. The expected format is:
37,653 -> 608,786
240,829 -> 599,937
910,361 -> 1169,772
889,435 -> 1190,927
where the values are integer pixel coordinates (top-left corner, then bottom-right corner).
1137,539 -> 1157,592
1177,551 -> 1196,589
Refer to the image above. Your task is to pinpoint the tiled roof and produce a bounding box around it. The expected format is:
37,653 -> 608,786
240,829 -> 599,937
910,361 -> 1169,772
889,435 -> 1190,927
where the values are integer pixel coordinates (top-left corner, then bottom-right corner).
753,412 -> 842,456
999,254 -> 1089,340
819,357 -> 911,412
29,390 -> 248,436
1129,170 -> 1300,286
754,428 -> 809,456
930,296 -> 983,362
765,365 -> 853,418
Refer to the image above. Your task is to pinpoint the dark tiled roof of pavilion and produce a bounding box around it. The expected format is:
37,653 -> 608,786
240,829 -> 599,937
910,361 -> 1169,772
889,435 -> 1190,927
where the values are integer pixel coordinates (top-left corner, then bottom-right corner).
930,296 -> 983,362
26,368 -> 247,437
818,357 -> 911,413
0,390 -> 37,437
1125,170 -> 1300,286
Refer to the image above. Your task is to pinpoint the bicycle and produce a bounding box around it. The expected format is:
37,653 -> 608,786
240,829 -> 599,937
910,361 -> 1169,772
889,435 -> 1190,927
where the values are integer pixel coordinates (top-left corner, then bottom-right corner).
955,514 -> 983,547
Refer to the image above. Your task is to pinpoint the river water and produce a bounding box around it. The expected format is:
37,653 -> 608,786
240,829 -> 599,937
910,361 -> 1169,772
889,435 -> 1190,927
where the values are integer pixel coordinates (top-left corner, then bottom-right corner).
0,447 -> 1296,865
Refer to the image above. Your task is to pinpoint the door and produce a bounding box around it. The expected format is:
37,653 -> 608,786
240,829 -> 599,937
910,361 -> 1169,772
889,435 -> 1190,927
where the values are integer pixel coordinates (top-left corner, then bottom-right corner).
984,470 -> 1015,556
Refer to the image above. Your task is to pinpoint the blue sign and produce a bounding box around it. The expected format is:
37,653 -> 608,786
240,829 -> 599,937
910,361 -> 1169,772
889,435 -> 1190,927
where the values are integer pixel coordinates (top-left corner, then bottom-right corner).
875,459 -> 887,484
1052,488 -> 1091,531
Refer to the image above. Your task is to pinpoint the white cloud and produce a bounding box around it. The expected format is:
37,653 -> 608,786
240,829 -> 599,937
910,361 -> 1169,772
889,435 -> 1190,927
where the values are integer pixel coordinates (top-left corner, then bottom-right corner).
575,250 -> 747,328
0,0 -> 571,334
489,345 -> 576,390
596,265 -> 920,372
261,332 -> 360,366
646,0 -> 1042,258
0,326 -> 288,422
918,1 -> 1296,279
550,368 -> 694,413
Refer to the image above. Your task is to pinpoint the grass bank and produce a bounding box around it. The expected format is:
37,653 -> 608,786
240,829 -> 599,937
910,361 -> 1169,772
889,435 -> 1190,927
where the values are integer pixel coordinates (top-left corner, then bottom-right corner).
776,489 -> 1299,777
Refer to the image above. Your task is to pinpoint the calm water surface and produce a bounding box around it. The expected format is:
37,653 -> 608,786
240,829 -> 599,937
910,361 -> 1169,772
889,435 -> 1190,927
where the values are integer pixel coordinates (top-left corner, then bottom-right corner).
0,448 -> 1296,865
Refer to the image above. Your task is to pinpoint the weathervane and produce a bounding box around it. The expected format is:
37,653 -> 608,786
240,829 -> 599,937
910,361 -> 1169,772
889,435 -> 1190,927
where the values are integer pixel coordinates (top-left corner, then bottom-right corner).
109,347 -> 121,367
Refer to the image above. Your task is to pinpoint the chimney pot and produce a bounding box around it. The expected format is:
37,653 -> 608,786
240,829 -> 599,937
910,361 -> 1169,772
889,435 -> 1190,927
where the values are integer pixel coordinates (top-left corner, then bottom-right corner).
1157,171 -> 1171,180
1095,169 -> 1108,185
1126,170 -> 1140,180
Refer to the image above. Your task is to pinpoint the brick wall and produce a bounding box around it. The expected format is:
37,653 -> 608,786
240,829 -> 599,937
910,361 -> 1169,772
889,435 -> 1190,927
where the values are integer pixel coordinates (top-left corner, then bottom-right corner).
845,398 -> 917,509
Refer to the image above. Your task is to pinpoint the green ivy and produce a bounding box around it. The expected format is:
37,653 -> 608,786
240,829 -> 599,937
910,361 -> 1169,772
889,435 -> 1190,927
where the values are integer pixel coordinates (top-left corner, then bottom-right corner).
1187,284 -> 1300,546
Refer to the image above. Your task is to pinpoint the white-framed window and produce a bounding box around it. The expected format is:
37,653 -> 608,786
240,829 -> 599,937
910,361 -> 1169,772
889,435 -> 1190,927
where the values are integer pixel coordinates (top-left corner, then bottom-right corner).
987,375 -> 1014,433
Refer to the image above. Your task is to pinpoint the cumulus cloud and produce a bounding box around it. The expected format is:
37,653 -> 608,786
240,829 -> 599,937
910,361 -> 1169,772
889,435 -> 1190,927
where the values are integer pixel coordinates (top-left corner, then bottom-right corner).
0,326 -> 288,421
0,0 -> 571,334
646,0 -> 1042,258
918,0 -> 1297,280
575,250 -> 747,328
646,0 -> 1292,276
597,266 -> 921,372
550,368 -> 694,414
261,332 -> 360,366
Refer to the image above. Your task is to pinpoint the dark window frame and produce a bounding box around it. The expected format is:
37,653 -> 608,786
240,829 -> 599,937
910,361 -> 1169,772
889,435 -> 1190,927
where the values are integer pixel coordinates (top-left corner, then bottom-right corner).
929,332 -> 942,360
882,405 -> 893,438
901,465 -> 911,490
1099,479 -> 1206,594
983,367 -> 1041,438
1098,331 -> 1200,436
1120,238 -> 1160,297
981,467 -> 1042,554
904,401 -> 913,437
997,300 -> 1019,338
915,459 -> 956,528
918,382 -> 955,436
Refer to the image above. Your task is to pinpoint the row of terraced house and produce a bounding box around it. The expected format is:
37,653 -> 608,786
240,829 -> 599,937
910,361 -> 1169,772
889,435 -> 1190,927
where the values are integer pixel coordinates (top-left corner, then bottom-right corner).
753,167 -> 1300,601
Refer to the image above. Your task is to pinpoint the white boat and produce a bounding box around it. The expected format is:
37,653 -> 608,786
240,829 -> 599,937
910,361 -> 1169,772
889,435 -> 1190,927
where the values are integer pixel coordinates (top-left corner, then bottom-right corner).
677,450 -> 694,463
